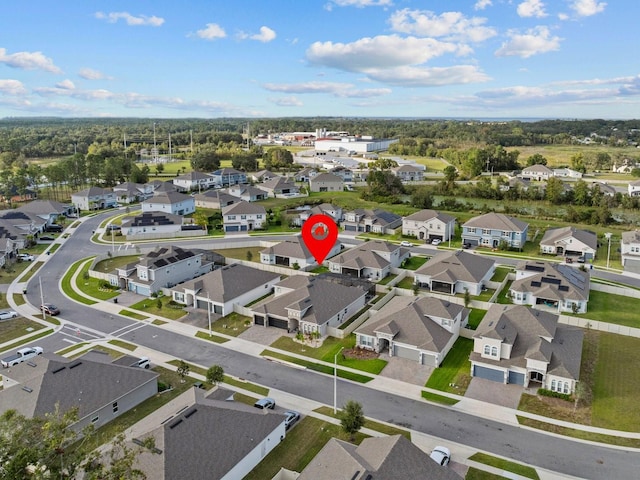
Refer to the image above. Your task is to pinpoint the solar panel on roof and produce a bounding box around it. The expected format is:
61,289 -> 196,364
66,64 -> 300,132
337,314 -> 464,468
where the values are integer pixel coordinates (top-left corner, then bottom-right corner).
525,265 -> 545,272
541,277 -> 561,285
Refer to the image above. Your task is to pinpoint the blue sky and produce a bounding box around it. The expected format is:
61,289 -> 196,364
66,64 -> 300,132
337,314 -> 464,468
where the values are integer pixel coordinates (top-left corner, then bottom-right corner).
0,0 -> 635,119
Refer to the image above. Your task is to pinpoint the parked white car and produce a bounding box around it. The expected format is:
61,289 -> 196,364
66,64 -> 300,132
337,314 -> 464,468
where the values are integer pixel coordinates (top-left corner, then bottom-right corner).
17,253 -> 35,262
0,310 -> 18,320
400,241 -> 413,247
430,446 -> 451,466
431,238 -> 442,246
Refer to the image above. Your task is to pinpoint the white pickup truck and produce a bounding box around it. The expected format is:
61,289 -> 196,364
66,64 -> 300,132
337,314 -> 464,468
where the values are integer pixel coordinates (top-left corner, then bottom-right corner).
1,346 -> 43,368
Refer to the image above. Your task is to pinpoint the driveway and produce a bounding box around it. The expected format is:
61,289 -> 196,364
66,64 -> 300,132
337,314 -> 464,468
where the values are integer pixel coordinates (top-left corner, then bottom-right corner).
377,353 -> 434,386
464,377 -> 523,409
238,325 -> 286,346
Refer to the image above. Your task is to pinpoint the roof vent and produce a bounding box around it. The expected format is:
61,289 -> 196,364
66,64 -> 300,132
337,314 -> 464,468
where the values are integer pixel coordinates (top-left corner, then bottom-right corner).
69,361 -> 82,369
52,366 -> 66,374
22,386 -> 33,393
26,361 -> 37,367
184,408 -> 198,419
169,419 -> 183,429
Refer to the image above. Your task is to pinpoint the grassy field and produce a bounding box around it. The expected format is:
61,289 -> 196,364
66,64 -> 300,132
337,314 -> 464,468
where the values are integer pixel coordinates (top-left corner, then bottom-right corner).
505,144 -> 640,168
0,317 -> 46,344
425,337 -> 473,394
575,290 -> 640,328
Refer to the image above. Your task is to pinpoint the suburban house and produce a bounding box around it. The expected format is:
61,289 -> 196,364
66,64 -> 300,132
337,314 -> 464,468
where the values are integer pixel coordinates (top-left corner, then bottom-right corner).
355,296 -> 468,367
0,227 -> 21,266
71,186 -> 117,211
251,275 -> 367,335
392,164 -> 424,182
0,210 -> 46,238
294,167 -> 318,182
16,200 -> 72,226
553,168 -> 583,179
141,191 -> 195,216
120,212 -> 204,239
260,235 -> 341,269
293,203 -> 343,227
226,184 -> 267,202
521,164 -> 553,181
510,261 -> 590,313
113,182 -> 154,204
211,168 -> 247,186
149,179 -> 178,194
462,212 -> 528,249
470,304 -> 583,394
328,166 -> 353,182
0,353 -> 158,432
171,263 -> 280,316
249,169 -> 277,182
193,189 -> 241,210
111,246 -> 213,296
173,171 -> 217,192
628,180 -> 640,197
328,240 -> 409,281
539,226 -> 597,260
298,434 -> 462,480
414,250 -> 496,296
402,209 -> 455,243
222,201 -> 267,232
133,387 -> 286,480
309,172 -> 344,193
621,230 -> 640,272
258,176 -> 300,197
591,182 -> 617,197
342,209 -> 402,234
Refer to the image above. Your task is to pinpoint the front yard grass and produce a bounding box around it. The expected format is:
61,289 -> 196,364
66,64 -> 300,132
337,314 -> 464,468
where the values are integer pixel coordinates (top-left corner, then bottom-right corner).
208,312 -> 252,337
216,247 -> 263,261
261,350 -> 373,383
75,261 -> 120,301
244,416 -> 368,480
314,406 -> 411,439
129,296 -> 187,320
469,453 -> 540,480
425,337 -> 473,394
0,317 -> 46,343
572,290 -> 640,328
61,258 -> 97,305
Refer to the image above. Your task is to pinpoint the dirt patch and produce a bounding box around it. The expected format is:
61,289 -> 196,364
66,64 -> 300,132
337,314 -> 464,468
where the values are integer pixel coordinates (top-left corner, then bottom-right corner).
343,347 -> 379,360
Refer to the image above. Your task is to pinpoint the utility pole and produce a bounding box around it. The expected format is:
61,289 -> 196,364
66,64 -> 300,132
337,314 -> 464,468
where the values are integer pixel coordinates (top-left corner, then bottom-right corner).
334,346 -> 344,414
39,277 -> 46,321
605,232 -> 612,269
207,292 -> 212,337
153,122 -> 157,162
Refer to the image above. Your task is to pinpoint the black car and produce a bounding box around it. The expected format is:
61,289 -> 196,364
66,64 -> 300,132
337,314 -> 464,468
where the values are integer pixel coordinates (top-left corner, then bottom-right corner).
45,224 -> 63,232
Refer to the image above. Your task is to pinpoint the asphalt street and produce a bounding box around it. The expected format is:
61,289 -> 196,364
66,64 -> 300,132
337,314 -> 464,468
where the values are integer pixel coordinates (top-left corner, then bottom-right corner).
19,210 -> 640,480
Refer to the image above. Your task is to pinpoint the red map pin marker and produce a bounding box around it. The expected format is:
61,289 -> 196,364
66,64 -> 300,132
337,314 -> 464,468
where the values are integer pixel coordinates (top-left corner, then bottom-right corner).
301,214 -> 338,264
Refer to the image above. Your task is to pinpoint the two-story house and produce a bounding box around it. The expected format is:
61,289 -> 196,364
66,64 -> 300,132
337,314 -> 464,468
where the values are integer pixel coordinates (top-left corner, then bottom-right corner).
71,186 -> 117,211
328,166 -> 353,182
621,230 -> 640,272
521,164 -> 553,181
113,182 -> 154,204
462,212 -> 528,249
392,164 -> 424,182
173,171 -> 218,192
141,191 -> 195,216
222,201 -> 267,232
211,168 -> 247,186
628,180 -> 640,197
402,209 -> 455,243
342,209 -> 402,234
309,172 -> 344,193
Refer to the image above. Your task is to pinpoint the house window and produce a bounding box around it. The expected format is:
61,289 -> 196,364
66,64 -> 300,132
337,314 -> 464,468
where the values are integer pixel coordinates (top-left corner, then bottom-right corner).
175,292 -> 185,302
228,215 -> 236,220
563,382 -> 569,394
482,229 -> 491,235
491,346 -> 498,357
241,215 -> 247,220
551,379 -> 556,391
139,270 -> 147,280
257,215 -> 263,219
483,345 -> 491,355
113,402 -> 118,413
468,228 -> 476,234
501,231 -> 509,236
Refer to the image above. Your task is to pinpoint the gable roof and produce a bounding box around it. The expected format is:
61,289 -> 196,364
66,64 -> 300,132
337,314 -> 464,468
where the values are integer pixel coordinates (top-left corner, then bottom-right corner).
175,263 -> 279,302
174,171 -> 214,182
138,246 -> 198,269
212,167 -> 243,176
463,212 -> 528,233
260,176 -> 298,191
222,201 -> 266,216
144,191 -> 193,205
310,172 -> 343,183
298,434 -> 461,480
329,240 -> 400,270
622,230 -> 640,245
16,200 -> 69,216
512,261 -> 590,301
72,186 -> 113,198
261,236 -> 313,260
345,209 -> 402,228
403,209 -> 454,223
522,164 -> 553,173
539,226 -> 597,250
122,212 -> 183,228
415,250 -> 495,284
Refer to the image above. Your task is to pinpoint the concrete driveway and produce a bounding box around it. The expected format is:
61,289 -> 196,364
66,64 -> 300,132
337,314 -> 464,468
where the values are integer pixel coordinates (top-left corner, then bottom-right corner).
377,353 -> 434,386
464,377 -> 523,409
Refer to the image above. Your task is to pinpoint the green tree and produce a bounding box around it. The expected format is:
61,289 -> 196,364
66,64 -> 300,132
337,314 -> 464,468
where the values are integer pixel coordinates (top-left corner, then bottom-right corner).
156,298 -> 162,310
192,211 -> 210,232
206,365 -> 225,386
545,177 -> 565,204
246,250 -> 253,261
572,180 -> 591,206
526,153 -> 547,166
411,187 -> 434,209
191,145 -> 220,171
177,360 -> 190,383
155,163 -> 165,176
263,147 -> 293,171
340,400 -> 365,441
464,288 -> 471,308
570,153 -> 587,174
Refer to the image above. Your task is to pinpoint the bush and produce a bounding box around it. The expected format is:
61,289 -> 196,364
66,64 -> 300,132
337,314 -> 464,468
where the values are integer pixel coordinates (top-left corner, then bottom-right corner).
538,388 -> 572,402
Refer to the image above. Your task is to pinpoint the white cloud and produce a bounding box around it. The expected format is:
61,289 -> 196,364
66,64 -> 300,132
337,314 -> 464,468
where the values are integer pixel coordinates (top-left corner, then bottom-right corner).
79,68 -> 110,80
570,0 -> 606,17
495,26 -> 562,58
517,0 -> 547,18
238,26 -> 277,43
269,96 -> 303,107
0,79 -> 27,95
262,81 -> 391,98
327,0 -> 393,8
474,0 -> 492,10
194,23 -> 227,40
0,48 -> 62,73
307,35 -> 462,72
56,79 -> 75,90
389,9 -> 497,43
558,12 -> 569,20
94,11 -> 164,27
366,65 -> 491,87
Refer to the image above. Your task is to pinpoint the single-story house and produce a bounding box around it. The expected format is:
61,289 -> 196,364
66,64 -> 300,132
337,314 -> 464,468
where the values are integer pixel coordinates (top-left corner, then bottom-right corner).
193,190 -> 241,210
0,353 -> 158,432
309,172 -> 344,193
15,200 -> 73,226
414,250 -> 496,296
171,263 -> 280,316
293,167 -> 318,182
539,226 -> 597,259
470,304 -> 583,394
258,176 -> 300,197
260,235 -> 341,269
402,209 -> 455,243
342,209 -> 402,234
226,184 -> 267,202
141,191 -> 195,216
462,212 -> 528,249
173,171 -> 217,192
251,275 -> 367,335
553,168 -> 583,179
71,186 -> 118,211
510,261 -> 590,313
222,201 -> 267,232
249,169 -> 277,183
328,240 -> 409,281
355,296 -> 468,367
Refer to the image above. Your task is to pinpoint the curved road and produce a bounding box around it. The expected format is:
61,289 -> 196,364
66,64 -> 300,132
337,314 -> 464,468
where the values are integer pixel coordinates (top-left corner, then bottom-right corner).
20,212 -> 640,480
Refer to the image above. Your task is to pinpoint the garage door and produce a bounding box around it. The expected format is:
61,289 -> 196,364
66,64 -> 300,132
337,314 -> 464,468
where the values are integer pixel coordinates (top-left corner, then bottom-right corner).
196,299 -> 208,310
508,370 -> 525,386
394,344 -> 420,362
472,364 -> 504,383
344,225 -> 356,231
267,316 -> 289,330
421,352 -> 437,367
225,225 -> 239,232
624,258 -> 640,274
464,238 -> 479,246
254,315 -> 264,326
429,235 -> 443,242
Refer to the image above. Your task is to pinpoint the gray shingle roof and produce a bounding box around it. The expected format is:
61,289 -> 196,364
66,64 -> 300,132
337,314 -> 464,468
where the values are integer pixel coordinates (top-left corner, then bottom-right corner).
511,261 -> 590,301
310,172 -> 343,183
622,230 -> 640,244
144,190 -> 192,205
260,176 -> 298,191
463,212 -> 528,232
403,209 -> 454,223
540,226 -> 597,251
415,250 -> 495,284
222,201 -> 266,216
261,236 -> 312,260
16,200 -> 69,216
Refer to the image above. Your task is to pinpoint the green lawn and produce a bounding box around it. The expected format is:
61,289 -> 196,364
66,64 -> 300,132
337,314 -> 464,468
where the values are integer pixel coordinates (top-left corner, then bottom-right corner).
261,350 -> 374,383
396,277 -> 415,290
425,337 -> 473,394
119,310 -> 148,320
216,246 -> 264,261
0,329 -> 54,353
490,266 -> 512,282
93,254 -> 140,273
0,317 -> 46,343
495,280 -> 513,304
18,261 -> 45,283
194,331 -> 230,344
402,256 -> 428,270
465,467 -> 511,479
421,391 -> 459,406
75,261 -> 120,301
378,273 -> 397,285
469,453 -> 540,480
129,296 -> 187,320
314,406 -> 411,439
467,308 -> 487,330
0,259 -> 37,284
207,312 -> 252,336
222,375 -> 269,396
61,257 -> 97,305
575,290 -> 640,328
108,339 -> 137,351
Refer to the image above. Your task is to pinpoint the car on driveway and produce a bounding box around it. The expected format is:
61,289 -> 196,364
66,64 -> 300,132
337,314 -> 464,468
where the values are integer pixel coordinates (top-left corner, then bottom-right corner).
431,238 -> 442,246
40,304 -> 60,316
45,224 -> 63,232
400,241 -> 413,247
17,253 -> 35,262
462,242 -> 471,249
430,446 -> 451,466
254,397 -> 276,410
284,410 -> 300,429
0,310 -> 18,320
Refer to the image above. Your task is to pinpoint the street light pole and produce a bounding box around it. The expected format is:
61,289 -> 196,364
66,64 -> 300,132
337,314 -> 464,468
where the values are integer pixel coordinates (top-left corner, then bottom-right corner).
333,346 -> 344,414
39,277 -> 46,321
207,291 -> 212,337
605,232 -> 612,269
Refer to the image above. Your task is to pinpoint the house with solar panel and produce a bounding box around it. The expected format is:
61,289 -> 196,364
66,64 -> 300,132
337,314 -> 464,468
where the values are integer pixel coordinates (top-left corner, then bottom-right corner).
141,191 -> 195,216
509,260 -> 590,313
341,209 -> 402,234
328,240 -> 409,281
111,246 -> 213,296
120,212 -> 205,240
